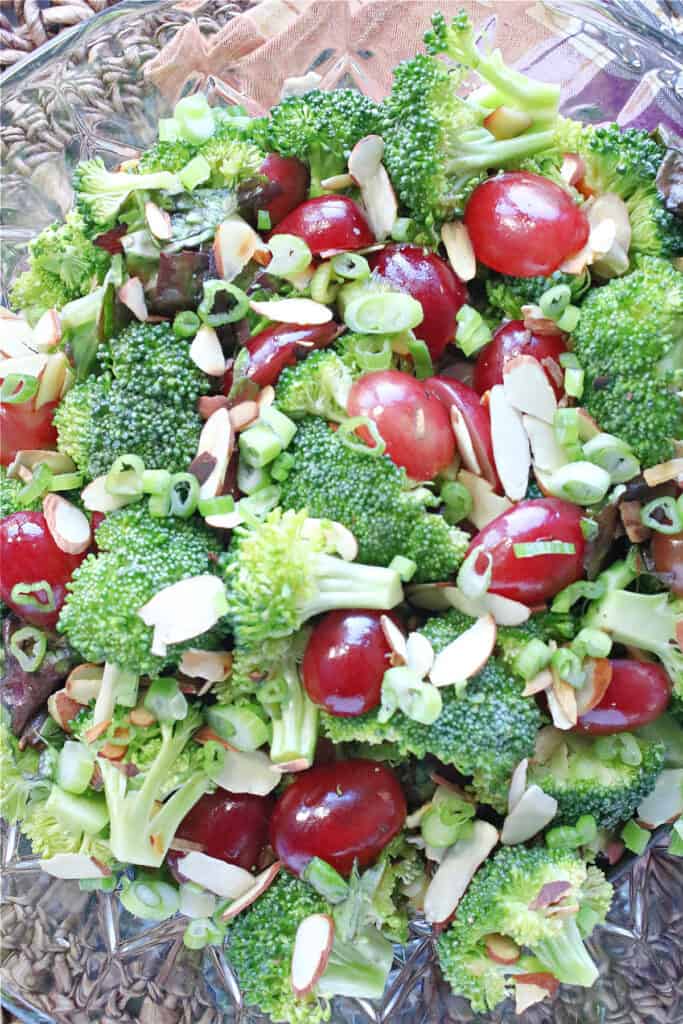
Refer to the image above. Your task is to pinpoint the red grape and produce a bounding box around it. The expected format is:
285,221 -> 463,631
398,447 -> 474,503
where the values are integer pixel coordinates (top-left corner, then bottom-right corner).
270,758 -> 406,876
176,790 -> 273,870
651,531 -> 683,598
243,321 -> 339,388
1,400 -> 58,466
576,660 -> 671,735
473,321 -> 567,399
302,610 -> 393,716
258,154 -> 310,226
270,195 -> 375,256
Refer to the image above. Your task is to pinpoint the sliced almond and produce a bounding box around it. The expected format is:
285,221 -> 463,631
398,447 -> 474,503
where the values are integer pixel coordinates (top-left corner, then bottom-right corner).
637,769 -> 683,828
507,758 -> 528,814
291,913 -> 335,998
359,163 -> 398,242
189,325 -> 226,377
249,297 -> 333,326
405,631 -> 435,678
348,134 -> 384,185
380,614 -> 408,665
100,741 -> 127,761
195,406 -> 234,499
560,153 -> 586,187
483,105 -> 532,140
589,194 -> 631,277
643,458 -> 683,487
180,649 -> 233,683
257,385 -> 275,410
221,861 -> 282,920
546,683 -> 576,732
205,509 -> 244,531
47,690 -> 85,732
118,278 -> 148,322
522,668 -> 553,697
528,880 -> 573,910
229,400 -> 260,432
198,394 -> 230,420
485,933 -> 521,964
551,670 -> 578,727
515,976 -> 558,1015
209,747 -> 282,796
138,574 -> 229,657
503,355 -> 557,424
8,450 -> 76,478
457,470 -> 512,529
65,663 -> 105,704
520,304 -> 565,336
33,309 -> 62,352
42,493 -> 91,555
424,820 -> 499,925
177,851 -> 255,898
35,351 -> 70,408
40,853 -> 109,880
523,415 -> 568,474
429,614 -> 496,688
214,216 -> 267,281
320,173 -> 354,191
440,221 -> 476,282
481,592 -> 530,627
129,706 -> 156,727
488,385 -> 531,502
81,475 -> 132,513
574,657 -> 612,716
501,785 -> 558,844
450,405 -> 481,476
274,758 -> 312,773
145,200 -> 172,240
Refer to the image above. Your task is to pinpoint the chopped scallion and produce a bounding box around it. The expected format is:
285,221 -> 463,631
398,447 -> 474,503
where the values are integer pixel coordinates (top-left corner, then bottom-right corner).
401,331 -> 433,380
388,555 -> 417,582
582,432 -> 640,484
337,416 -> 386,457
19,462 -> 53,504
257,209 -> 272,232
173,94 -> 215,145
343,291 -> 423,335
513,540 -> 576,558
9,625 -> 47,673
539,284 -> 571,320
350,335 -> 393,372
48,472 -> 84,493
10,580 -> 56,613
0,374 -> 39,405
266,234 -> 312,279
120,878 -> 180,921
456,544 -> 492,600
564,366 -> 584,399
169,472 -> 199,518
440,480 -> 472,525
310,261 -> 338,305
178,154 -> 211,191
144,677 -> 188,722
545,461 -> 611,505
173,311 -> 201,338
641,496 -> 682,535
198,494 -> 236,516
198,280 -> 249,327
455,304 -> 492,357
106,454 -> 145,499
331,252 -> 370,281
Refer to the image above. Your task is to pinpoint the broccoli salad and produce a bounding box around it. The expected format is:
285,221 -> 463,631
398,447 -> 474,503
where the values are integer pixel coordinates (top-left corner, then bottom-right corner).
2,8 -> 683,1021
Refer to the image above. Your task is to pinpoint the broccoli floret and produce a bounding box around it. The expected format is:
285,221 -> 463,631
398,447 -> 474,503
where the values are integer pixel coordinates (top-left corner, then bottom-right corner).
137,139 -> 198,175
58,506 -> 223,676
380,12 -> 559,238
279,417 -> 469,581
571,255 -> 683,467
200,135 -> 264,189
226,872 -> 329,1024
0,467 -> 42,518
323,609 -> 542,810
486,269 -> 590,321
20,798 -> 113,864
438,845 -> 612,1013
263,89 -> 380,196
528,730 -> 664,829
99,705 -> 209,866
9,212 -> 111,323
73,157 -> 181,235
275,349 -> 354,423
138,112 -> 264,188
223,508 -> 403,648
54,323 -> 209,478
555,120 -> 683,258
0,719 -> 41,823
496,610 -> 578,677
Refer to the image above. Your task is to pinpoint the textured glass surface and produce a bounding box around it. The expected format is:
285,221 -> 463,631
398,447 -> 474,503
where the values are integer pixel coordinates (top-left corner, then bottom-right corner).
1,2 -> 682,1021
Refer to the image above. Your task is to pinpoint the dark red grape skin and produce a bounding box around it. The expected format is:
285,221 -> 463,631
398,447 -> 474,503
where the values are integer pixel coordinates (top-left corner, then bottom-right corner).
176,790 -> 274,870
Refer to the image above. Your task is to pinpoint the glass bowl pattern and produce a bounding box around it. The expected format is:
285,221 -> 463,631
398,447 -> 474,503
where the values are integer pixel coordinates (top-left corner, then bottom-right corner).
1,2 -> 682,1021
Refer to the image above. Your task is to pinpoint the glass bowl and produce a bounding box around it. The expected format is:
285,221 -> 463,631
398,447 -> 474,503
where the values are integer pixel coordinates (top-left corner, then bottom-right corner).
1,2 -> 682,1021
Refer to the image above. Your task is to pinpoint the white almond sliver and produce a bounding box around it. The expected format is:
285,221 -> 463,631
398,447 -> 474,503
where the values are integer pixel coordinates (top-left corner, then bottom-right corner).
405,631 -> 435,678
209,747 -> 282,796
43,493 -> 92,555
145,200 -> 172,240
291,914 -> 335,997
458,470 -> 512,529
360,164 -> 398,241
423,820 -> 499,925
380,614 -> 408,664
637,769 -> 683,828
196,406 -> 234,500
81,475 -> 132,513
348,135 -> 384,185
483,592 -> 531,627
249,297 -> 333,326
507,758 -> 528,814
138,575 -> 228,656
214,216 -> 265,281
177,851 -> 254,898
450,406 -> 481,476
429,614 -> 496,688
488,385 -> 531,502
503,355 -> 557,424
440,221 -> 476,282
180,649 -> 233,683
523,415 -> 568,473
190,325 -> 226,377
118,278 -> 148,322
221,862 -> 282,920
40,854 -> 108,880
33,309 -> 62,352
501,785 -> 558,844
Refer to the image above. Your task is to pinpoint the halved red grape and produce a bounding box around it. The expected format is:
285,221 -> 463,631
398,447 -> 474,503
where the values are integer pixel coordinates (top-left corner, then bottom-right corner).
473,321 -> 567,399
424,375 -> 499,490
270,195 -> 375,256
259,154 -> 310,226
576,660 -> 671,735
176,790 -> 273,870
0,400 -> 58,466
651,531 -> 683,598
302,610 -> 393,716
347,369 -> 455,480
243,321 -> 340,388
270,759 -> 406,876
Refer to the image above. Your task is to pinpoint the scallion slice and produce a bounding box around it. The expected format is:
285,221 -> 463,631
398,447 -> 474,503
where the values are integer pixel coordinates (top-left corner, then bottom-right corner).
207,703 -> 270,751
237,486 -> 281,527
9,625 -> 47,672
539,284 -> 571,320
379,667 -> 442,726
513,540 -> 576,558
183,917 -> 223,949
349,335 -> 393,372
0,374 -> 39,405
583,432 -> 640,484
48,472 -> 84,493
57,740 -> 95,795
270,451 -> 294,482
106,454 -> 146,498
144,677 -> 188,722
401,332 -> 434,379
440,480 -> 472,525
178,154 -> 211,191
198,494 -> 236,516
302,857 -> 349,903
169,472 -> 199,518
554,407 -> 580,450
142,469 -> 172,496
388,555 -> 417,582
343,291 -> 423,335
551,647 -> 585,688
545,461 -> 611,505
259,405 -> 297,448
337,416 -> 386,457
19,462 -> 53,504
239,422 -> 283,468
173,311 -> 201,338
331,252 -> 370,281
10,580 -> 56,613
120,878 -> 180,921
391,217 -> 414,242
572,627 -> 612,659
173,94 -> 215,145
179,882 -> 217,920
514,638 -> 552,681
455,304 -> 492,358
198,280 -> 249,327
267,234 -> 312,278
457,544 -> 492,600
310,262 -> 338,305
555,305 -> 580,333
257,209 -> 272,232
641,496 -> 682,534
564,366 -> 584,399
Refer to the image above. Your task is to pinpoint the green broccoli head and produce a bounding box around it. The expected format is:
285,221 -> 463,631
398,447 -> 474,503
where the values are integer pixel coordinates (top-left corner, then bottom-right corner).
485,269 -> 591,321
323,609 -> 542,810
437,845 -> 612,1013
58,505 -> 223,675
0,719 -> 42,823
73,157 -> 181,235
226,871 -> 329,1024
402,514 -> 469,584
572,255 -> 683,467
496,610 -> 578,678
0,467 -> 42,518
275,348 -> 354,423
223,507 -> 402,648
100,321 -> 211,401
528,730 -> 665,830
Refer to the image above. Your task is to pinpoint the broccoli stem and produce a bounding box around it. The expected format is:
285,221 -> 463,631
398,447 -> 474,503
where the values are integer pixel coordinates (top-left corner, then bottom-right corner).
317,928 -> 395,1000
445,129 -> 557,177
585,590 -> 676,654
302,554 -> 403,621
533,916 -> 599,988
269,662 -> 319,765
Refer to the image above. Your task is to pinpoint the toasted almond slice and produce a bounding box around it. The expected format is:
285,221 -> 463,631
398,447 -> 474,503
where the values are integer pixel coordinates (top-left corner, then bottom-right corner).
503,355 -> 557,424
440,221 -> 476,282
118,278 -> 148,322
257,384 -> 276,410
214,216 -> 266,281
429,614 -> 496,688
546,682 -> 575,731
501,785 -> 558,844
190,325 -> 226,377
360,163 -> 398,242
380,614 -> 408,664
180,649 -> 233,683
520,304 -> 565,336
522,668 -> 553,697
221,861 -> 282,921
195,406 -> 234,499
291,914 -> 335,998
8,450 -> 76,478
485,933 -> 521,964
523,414 -> 568,474
560,153 -> 586,186
43,493 -> 91,555
209,747 -> 283,796
488,385 -> 531,502
449,406 -> 481,476
33,309 -> 62,352
177,851 -> 255,898
84,719 -> 111,744
528,880 -> 573,910
507,758 -> 528,814
229,400 -> 260,432
138,575 -> 228,657
100,742 -> 127,761
482,592 -> 530,627
81,475 -> 131,513
637,769 -> 683,828
551,670 -> 578,726
198,394 -> 230,420
48,690 -> 85,732
348,134 -> 384,185
66,663 -> 105,704
249,297 -> 333,326
0,354 -> 47,379
145,200 -> 172,240
40,854 -> 109,880
458,470 -> 512,529
483,105 -> 532,139
320,173 -> 355,190
515,976 -> 558,1015
424,820 -> 499,925
574,657 -> 612,716
643,458 -> 683,487
129,706 -> 156,727
35,352 -> 70,408
405,631 -> 435,678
